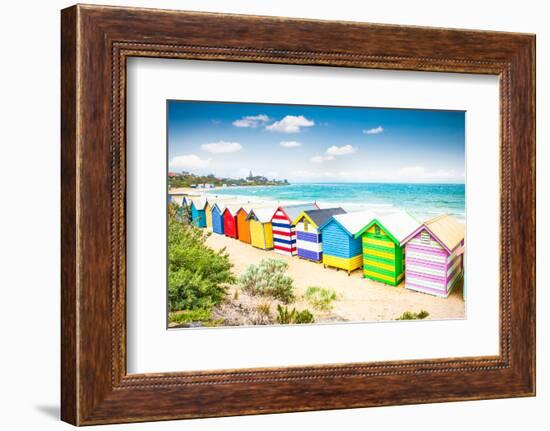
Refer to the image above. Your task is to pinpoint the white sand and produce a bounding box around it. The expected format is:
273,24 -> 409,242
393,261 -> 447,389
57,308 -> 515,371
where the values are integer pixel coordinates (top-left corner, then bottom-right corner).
206,232 -> 465,322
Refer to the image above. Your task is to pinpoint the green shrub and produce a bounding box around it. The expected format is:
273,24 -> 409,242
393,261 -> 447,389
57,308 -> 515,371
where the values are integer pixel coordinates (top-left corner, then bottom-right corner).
276,305 -> 315,324
256,302 -> 272,318
304,286 -> 337,311
416,310 -> 430,319
396,310 -> 430,320
276,304 -> 296,324
168,201 -> 191,223
294,309 -> 315,324
239,259 -> 295,303
168,213 -> 235,313
169,308 -> 211,324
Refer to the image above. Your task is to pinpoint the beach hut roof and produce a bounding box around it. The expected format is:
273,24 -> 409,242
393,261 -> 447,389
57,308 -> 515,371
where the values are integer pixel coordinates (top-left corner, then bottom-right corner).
278,203 -> 318,222
212,202 -> 228,213
355,210 -> 420,243
247,206 -> 278,223
223,204 -> 242,216
319,210 -> 378,237
236,204 -> 255,215
293,207 -> 346,227
403,214 -> 465,252
190,196 -> 207,210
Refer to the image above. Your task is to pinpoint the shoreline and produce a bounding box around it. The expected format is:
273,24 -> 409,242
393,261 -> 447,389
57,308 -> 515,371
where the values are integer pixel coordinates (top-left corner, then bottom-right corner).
169,186 -> 466,223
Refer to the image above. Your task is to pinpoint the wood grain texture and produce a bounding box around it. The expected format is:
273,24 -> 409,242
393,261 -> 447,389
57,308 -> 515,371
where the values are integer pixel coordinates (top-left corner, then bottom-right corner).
60,4 -> 536,425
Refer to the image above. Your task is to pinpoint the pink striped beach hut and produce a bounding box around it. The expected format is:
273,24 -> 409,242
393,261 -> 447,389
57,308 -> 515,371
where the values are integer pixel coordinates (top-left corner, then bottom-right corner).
401,214 -> 465,297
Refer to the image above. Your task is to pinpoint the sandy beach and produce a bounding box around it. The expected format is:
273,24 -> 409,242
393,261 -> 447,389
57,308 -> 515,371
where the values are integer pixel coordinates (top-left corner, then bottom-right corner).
206,231 -> 465,323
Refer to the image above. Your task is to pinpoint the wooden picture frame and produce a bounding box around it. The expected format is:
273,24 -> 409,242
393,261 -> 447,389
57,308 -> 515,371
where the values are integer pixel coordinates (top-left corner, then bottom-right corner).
61,4 -> 535,425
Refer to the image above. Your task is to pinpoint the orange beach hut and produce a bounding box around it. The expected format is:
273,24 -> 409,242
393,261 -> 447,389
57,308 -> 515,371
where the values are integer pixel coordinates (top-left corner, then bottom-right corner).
236,205 -> 252,244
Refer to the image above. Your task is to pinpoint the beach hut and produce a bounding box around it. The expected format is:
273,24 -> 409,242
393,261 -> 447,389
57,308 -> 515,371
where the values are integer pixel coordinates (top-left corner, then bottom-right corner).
222,205 -> 240,239
271,203 -> 318,256
204,200 -> 214,230
247,207 -> 278,250
205,197 -> 239,230
354,211 -> 420,286
318,210 -> 376,275
211,203 -> 226,235
168,194 -> 185,221
401,214 -> 465,297
190,197 -> 207,228
236,205 -> 253,244
168,193 -> 186,206
292,207 -> 346,262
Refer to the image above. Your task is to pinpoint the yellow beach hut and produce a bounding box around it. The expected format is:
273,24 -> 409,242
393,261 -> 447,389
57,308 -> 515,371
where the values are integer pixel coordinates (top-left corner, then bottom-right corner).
247,207 -> 278,250
205,200 -> 213,230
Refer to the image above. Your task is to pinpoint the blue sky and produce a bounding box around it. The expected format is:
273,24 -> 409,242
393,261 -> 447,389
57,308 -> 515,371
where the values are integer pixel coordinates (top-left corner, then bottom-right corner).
167,100 -> 465,183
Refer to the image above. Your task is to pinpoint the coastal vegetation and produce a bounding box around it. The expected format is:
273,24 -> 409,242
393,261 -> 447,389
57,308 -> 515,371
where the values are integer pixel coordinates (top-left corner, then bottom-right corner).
303,286 -> 338,311
168,171 -> 289,189
167,203 -> 234,324
167,215 -> 318,326
238,259 -> 295,303
276,305 -> 315,324
395,310 -> 430,320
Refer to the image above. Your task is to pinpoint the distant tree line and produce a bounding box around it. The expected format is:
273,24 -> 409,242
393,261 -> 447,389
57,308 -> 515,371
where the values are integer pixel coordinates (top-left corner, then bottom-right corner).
168,171 -> 289,189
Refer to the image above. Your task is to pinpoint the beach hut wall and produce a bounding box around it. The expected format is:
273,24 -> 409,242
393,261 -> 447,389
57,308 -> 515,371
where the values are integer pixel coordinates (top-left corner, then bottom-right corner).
204,201 -> 215,230
190,197 -> 207,228
401,214 -> 465,297
211,203 -> 226,235
222,205 -> 240,239
318,210 -> 376,274
293,207 -> 346,262
247,207 -> 278,250
354,210 -> 420,286
271,203 -> 318,256
236,206 -> 252,244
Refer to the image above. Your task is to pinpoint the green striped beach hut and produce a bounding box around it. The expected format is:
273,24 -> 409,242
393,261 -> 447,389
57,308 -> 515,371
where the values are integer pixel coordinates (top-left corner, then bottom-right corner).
354,211 -> 420,286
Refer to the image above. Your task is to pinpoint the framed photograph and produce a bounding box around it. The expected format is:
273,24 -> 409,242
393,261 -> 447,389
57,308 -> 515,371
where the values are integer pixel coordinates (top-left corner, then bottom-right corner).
61,4 -> 535,425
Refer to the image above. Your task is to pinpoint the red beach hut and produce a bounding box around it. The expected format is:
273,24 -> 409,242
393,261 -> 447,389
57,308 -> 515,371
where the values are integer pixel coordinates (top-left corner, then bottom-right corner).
222,205 -> 240,239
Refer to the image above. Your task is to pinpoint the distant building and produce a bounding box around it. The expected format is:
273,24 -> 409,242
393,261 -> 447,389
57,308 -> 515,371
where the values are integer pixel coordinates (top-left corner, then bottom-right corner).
168,172 -> 177,178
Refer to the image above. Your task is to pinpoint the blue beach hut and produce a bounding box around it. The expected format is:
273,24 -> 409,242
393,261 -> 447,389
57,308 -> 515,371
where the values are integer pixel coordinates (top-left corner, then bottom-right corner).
211,203 -> 226,235
318,210 -> 376,275
190,197 -> 207,228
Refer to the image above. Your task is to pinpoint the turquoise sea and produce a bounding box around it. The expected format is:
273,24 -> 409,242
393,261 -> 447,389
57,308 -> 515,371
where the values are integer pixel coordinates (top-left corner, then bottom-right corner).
206,183 -> 465,223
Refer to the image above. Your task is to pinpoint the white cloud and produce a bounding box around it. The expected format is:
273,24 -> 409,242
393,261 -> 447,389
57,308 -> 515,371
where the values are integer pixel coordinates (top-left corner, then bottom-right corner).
266,115 -> 315,133
280,141 -> 302,148
169,154 -> 211,170
398,166 -> 463,180
201,141 -> 243,154
325,145 -> 356,156
232,114 -> 269,128
290,166 -> 464,183
311,155 -> 334,163
311,144 -> 356,163
363,126 -> 384,135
